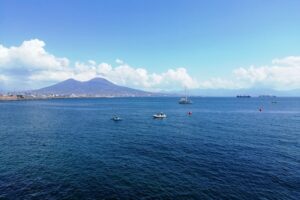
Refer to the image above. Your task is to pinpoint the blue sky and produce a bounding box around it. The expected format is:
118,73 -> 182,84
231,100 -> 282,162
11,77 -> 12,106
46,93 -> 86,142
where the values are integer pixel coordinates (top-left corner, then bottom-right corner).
1,0 -> 300,90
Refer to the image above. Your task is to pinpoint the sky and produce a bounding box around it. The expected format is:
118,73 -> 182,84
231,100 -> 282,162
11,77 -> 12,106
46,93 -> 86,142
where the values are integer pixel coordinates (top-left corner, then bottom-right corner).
0,0 -> 300,91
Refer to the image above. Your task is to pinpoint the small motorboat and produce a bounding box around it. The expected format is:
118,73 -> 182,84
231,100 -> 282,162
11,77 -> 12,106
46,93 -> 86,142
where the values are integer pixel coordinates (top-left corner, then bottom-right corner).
153,112 -> 167,119
111,116 -> 122,121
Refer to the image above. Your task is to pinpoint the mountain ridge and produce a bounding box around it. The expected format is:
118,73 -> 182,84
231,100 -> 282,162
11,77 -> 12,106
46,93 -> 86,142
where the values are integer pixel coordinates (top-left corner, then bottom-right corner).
33,77 -> 157,97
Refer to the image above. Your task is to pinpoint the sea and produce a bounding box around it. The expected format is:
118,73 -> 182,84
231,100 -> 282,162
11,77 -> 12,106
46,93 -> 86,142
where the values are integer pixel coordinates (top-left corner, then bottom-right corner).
0,97 -> 299,199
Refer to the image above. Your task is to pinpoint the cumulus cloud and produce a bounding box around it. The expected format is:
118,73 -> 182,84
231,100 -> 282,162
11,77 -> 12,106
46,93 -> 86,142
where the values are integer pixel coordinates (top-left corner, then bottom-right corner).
0,39 -> 69,70
272,56 -> 300,66
200,56 -> 300,90
0,39 -> 71,89
115,58 -> 124,64
1,39 -> 299,91
232,58 -> 300,90
0,74 -> 8,81
67,61 -> 199,90
0,39 -> 198,90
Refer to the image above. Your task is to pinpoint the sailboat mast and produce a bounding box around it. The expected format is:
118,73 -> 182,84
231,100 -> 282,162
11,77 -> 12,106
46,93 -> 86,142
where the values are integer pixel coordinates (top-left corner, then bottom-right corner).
185,87 -> 188,100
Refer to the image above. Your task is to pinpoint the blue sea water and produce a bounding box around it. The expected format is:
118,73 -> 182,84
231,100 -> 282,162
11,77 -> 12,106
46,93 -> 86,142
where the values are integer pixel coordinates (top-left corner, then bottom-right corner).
0,97 -> 299,199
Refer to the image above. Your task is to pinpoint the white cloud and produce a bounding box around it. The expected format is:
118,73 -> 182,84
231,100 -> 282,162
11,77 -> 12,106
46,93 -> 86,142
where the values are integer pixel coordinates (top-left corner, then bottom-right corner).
232,58 -> 300,90
0,74 -> 9,81
0,39 -> 69,70
199,56 -> 300,90
115,58 -> 124,64
69,62 -> 199,90
272,56 -> 300,66
0,39 -> 198,90
1,39 -> 300,91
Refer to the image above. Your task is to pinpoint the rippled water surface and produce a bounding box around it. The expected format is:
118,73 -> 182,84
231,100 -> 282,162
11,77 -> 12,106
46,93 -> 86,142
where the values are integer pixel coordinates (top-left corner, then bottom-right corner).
0,97 -> 299,199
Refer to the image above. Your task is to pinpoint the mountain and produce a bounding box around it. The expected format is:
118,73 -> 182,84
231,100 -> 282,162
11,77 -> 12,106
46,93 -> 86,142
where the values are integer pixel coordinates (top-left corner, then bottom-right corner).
33,78 -> 156,97
28,78 -> 300,97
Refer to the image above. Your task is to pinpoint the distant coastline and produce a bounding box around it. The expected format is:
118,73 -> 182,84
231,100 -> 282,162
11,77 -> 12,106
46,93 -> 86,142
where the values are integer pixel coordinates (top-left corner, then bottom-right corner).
1,94 -> 299,101
1,78 -> 299,101
0,94 -> 162,101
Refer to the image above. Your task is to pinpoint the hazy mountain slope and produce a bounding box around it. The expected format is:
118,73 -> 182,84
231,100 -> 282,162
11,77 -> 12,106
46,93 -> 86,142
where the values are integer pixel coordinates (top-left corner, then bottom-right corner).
34,78 -> 155,97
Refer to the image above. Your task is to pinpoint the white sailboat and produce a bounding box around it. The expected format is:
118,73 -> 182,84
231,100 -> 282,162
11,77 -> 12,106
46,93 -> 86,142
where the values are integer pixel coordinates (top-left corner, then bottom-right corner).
179,87 -> 192,104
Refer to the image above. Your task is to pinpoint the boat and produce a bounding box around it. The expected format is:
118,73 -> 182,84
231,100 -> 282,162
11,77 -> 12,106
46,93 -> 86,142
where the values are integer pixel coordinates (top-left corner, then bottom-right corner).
179,88 -> 192,104
259,95 -> 276,98
179,97 -> 192,104
153,112 -> 167,119
236,95 -> 251,98
111,116 -> 122,121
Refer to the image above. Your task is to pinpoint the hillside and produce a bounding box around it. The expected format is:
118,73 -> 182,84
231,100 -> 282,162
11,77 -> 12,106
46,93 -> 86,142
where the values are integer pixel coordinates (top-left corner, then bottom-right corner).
33,78 -> 155,97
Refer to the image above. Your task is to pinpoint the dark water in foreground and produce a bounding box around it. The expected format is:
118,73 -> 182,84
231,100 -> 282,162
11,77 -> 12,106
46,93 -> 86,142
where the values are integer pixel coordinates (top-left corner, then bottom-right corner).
0,97 -> 299,199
